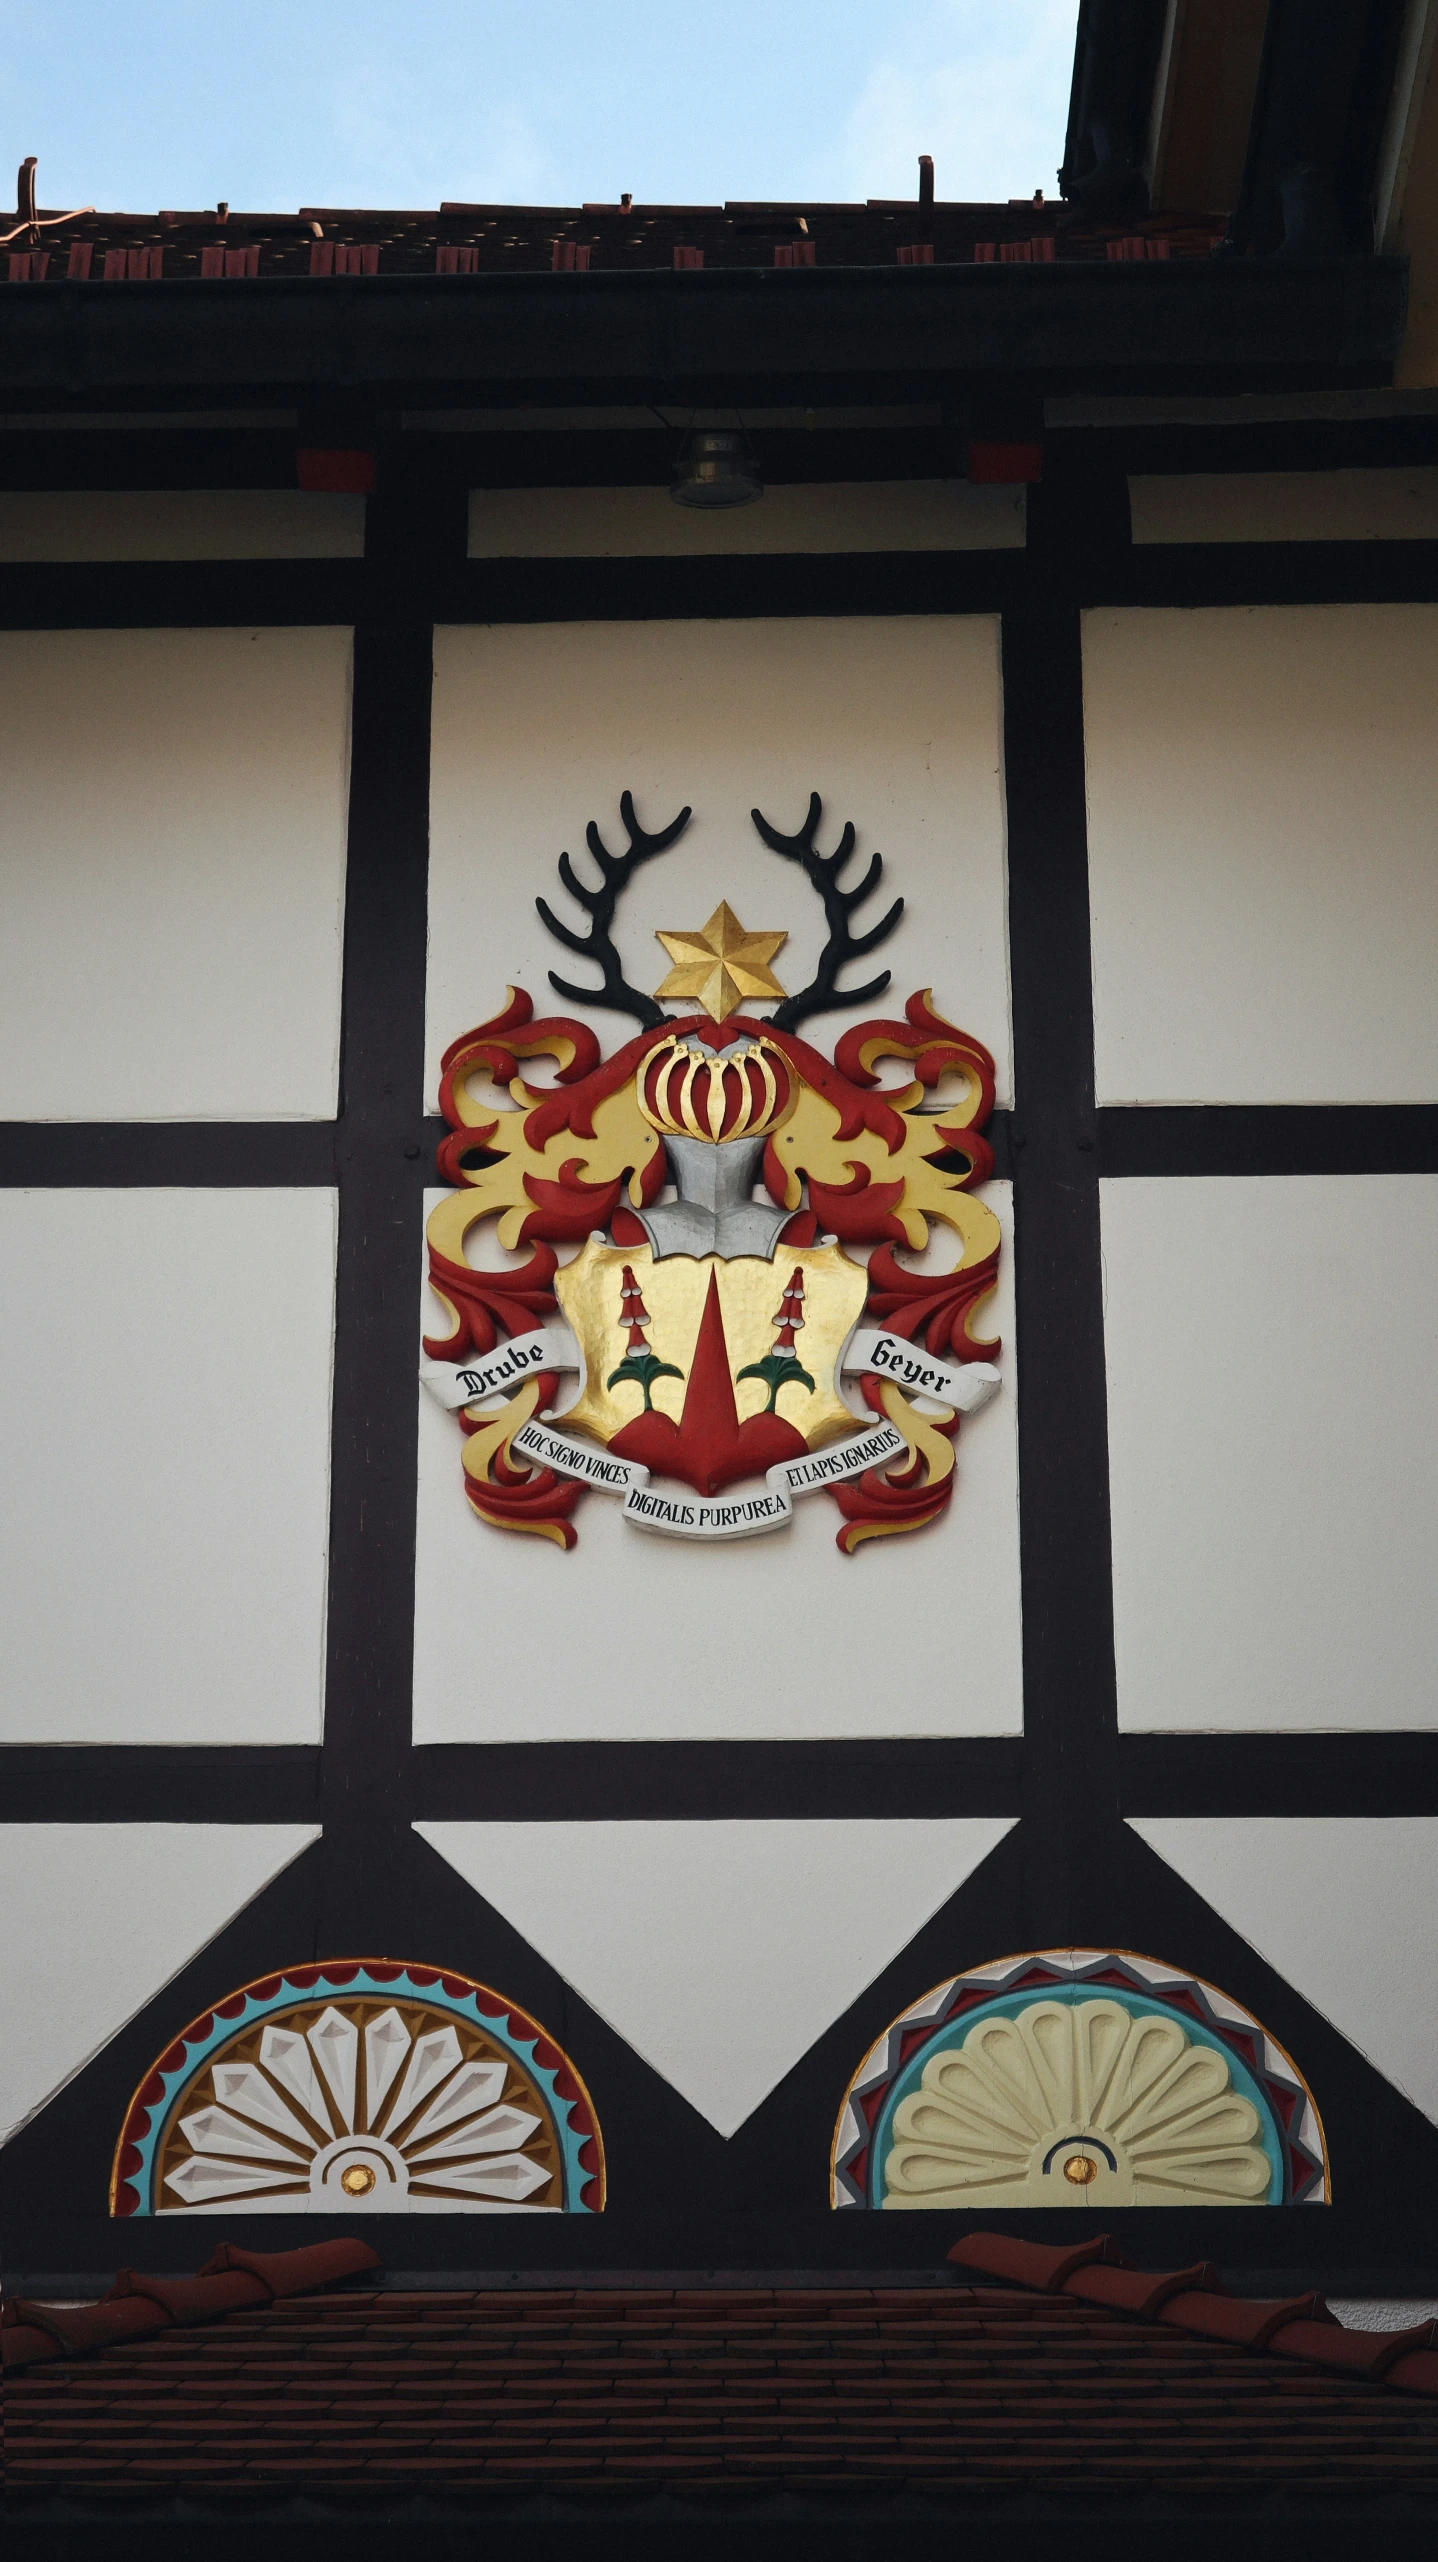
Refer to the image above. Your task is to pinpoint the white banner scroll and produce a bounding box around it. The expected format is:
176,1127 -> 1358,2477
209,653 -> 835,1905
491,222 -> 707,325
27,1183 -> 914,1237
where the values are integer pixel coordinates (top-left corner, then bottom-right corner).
421,1324 -> 993,1541
511,1410 -> 909,1542
420,1325 -> 580,1411
768,1420 -> 910,1498
421,1326 -> 1000,1423
843,1330 -> 1002,1415
623,1482 -> 794,1541
510,1416 -> 647,1495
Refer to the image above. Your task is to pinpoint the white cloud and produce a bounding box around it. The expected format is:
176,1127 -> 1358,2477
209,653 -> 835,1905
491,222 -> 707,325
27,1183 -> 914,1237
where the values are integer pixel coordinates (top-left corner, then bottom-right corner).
817,0 -> 1079,204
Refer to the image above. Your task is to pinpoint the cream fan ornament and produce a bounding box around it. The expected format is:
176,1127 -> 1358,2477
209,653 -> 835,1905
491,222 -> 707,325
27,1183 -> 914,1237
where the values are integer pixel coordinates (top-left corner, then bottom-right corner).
883,1997 -> 1273,2210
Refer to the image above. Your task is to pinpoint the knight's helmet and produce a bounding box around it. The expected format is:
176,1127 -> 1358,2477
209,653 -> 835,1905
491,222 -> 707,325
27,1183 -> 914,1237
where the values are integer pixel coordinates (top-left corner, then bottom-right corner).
635,1033 -> 794,1261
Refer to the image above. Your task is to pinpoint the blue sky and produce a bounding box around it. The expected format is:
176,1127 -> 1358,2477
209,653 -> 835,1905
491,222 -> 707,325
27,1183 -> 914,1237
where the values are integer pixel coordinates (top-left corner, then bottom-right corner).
7,1 -> 1078,214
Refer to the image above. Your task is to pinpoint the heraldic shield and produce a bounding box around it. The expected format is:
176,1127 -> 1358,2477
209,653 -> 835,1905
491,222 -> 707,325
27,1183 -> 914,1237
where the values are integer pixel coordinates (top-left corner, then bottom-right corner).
420,791 -> 1004,1551
557,1236 -> 870,1492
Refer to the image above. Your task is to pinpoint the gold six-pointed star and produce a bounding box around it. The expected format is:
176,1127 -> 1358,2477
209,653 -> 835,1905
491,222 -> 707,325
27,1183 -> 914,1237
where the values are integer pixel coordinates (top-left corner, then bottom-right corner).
654,901 -> 789,1023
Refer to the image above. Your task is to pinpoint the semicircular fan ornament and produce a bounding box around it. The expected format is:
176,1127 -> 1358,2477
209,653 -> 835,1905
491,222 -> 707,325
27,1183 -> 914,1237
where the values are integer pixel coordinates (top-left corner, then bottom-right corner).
112,1964 -> 604,2216
831,1949 -> 1328,2211
885,1999 -> 1270,2209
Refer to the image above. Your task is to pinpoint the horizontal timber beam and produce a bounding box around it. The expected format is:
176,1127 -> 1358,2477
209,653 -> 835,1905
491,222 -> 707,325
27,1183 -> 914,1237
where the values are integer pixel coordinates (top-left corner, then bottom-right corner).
0,259 -> 1407,402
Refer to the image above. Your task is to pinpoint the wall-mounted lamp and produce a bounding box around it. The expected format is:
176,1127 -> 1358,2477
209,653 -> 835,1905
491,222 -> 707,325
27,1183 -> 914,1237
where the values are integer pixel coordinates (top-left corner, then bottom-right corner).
670,428 -> 763,509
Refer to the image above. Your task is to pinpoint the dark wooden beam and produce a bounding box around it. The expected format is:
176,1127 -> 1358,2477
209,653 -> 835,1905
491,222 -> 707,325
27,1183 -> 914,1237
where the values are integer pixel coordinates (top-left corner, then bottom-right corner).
0,259 -> 1408,405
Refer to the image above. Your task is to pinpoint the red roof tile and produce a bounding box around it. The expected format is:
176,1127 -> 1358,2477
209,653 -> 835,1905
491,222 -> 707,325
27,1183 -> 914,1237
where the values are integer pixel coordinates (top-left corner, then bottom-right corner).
945,2230 -> 1438,2397
105,2269 -> 271,2325
6,2233 -> 1438,2505
3,2237 -> 378,2367
0,200 -> 1230,287
1156,2288 -> 1326,2348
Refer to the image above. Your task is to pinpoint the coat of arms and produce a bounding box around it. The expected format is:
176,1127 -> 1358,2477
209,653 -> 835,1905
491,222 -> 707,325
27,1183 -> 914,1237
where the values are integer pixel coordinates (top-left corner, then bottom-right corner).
421,792 -> 1001,1552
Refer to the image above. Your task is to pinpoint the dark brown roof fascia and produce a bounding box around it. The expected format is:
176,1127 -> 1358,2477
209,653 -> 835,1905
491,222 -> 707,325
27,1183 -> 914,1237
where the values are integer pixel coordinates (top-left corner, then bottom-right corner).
0,255 -> 1407,406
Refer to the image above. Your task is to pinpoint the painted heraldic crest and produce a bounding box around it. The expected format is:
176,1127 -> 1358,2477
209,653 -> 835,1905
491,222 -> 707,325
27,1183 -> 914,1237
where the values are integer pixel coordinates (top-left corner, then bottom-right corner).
420,791 -> 1002,1551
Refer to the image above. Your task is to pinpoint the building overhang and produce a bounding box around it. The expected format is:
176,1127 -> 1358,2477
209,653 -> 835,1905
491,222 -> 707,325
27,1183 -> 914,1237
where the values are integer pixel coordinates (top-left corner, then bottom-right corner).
0,255 -> 1408,411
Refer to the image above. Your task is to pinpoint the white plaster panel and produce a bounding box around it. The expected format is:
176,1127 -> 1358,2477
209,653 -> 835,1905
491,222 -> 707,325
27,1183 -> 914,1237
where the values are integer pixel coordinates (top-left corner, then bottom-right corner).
1085,604 -> 1438,1103
1129,1819 -> 1438,2123
426,617 -> 1012,1109
468,482 -> 1025,557
0,1824 -> 319,2142
0,491 -> 366,560
1129,468 -> 1438,544
417,1817 -> 1015,2135
0,1189 -> 337,1742
413,1184 -> 1019,1742
1103,1175 -> 1438,1731
0,627 -> 351,1119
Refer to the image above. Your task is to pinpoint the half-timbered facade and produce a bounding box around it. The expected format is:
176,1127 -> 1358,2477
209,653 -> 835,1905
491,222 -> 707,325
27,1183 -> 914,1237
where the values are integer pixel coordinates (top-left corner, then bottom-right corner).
7,1 -> 1438,2539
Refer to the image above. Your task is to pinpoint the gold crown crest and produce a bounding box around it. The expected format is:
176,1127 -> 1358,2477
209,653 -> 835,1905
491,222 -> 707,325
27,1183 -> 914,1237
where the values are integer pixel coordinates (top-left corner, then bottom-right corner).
637,1033 -> 787,1144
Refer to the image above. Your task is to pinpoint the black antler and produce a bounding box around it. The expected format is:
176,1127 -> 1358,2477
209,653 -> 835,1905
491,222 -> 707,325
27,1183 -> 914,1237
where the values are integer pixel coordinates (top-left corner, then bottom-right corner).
752,793 -> 903,1030
536,790 -> 691,1026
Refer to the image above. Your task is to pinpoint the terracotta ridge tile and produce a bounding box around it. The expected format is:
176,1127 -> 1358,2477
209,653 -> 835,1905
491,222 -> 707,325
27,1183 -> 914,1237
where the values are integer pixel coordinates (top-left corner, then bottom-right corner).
1388,2345 -> 1438,2397
2,2235 -> 383,2373
105,2269 -> 271,2325
200,2240 -> 382,2297
6,2297 -> 170,2359
1,2323 -> 64,2370
1267,2316 -> 1438,2378
938,2234 -> 1438,2407
1062,2261 -> 1223,2319
945,2233 -> 1124,2292
1157,2291 -> 1326,2350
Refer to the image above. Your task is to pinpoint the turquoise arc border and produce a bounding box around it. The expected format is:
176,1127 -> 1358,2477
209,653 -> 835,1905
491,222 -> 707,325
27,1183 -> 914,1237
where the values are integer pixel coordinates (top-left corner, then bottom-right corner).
120,1965 -> 598,2216
868,1982 -> 1287,2209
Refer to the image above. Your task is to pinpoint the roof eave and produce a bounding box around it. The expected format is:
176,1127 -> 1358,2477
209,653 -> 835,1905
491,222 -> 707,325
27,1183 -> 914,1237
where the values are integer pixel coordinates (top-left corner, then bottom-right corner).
0,254 -> 1407,406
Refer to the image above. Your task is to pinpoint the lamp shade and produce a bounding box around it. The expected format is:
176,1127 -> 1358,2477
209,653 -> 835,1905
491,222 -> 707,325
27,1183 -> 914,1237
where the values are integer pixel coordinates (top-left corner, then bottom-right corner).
670,428 -> 763,509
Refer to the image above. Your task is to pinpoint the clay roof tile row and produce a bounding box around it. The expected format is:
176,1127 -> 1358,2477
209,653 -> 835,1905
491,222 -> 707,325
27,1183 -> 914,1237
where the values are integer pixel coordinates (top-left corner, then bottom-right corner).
948,2232 -> 1438,2397
0,202 -> 1228,286
3,2239 -> 380,2364
6,2231 -> 1438,2503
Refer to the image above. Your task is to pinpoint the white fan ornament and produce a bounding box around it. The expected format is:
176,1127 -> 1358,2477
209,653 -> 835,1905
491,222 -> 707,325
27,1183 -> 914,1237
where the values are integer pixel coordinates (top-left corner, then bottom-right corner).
162,2005 -> 554,2212
882,1997 -> 1275,2209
